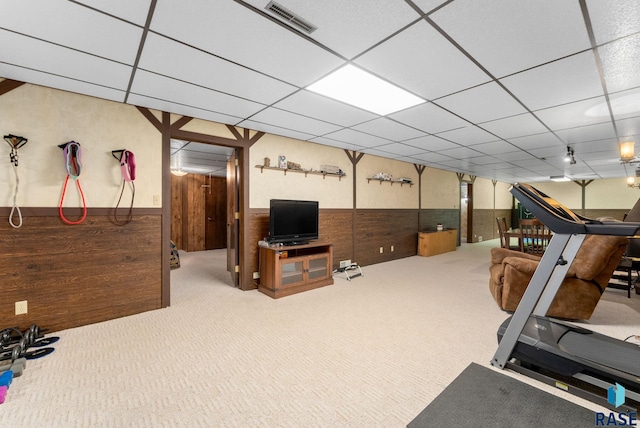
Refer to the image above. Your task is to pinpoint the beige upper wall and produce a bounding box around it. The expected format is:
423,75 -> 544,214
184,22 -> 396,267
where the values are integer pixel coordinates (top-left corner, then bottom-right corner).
422,167 -> 460,209
249,134 -> 353,209
0,82 -> 162,208
471,177 -> 514,210
356,154 -> 418,209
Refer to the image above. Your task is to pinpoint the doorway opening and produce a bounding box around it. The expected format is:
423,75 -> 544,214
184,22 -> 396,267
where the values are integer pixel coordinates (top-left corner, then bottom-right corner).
169,139 -> 236,285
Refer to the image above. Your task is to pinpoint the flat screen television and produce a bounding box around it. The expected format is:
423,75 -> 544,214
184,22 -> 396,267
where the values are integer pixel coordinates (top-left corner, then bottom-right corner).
269,199 -> 319,245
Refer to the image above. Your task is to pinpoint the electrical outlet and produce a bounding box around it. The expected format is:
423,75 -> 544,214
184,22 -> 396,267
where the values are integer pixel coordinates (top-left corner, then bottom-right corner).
339,259 -> 351,269
15,300 -> 27,315
379,247 -> 384,254
391,245 -> 394,252
253,272 -> 260,279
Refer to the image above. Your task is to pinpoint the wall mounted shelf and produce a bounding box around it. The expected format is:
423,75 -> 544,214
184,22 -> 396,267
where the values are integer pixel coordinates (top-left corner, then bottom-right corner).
366,177 -> 414,187
255,165 -> 346,180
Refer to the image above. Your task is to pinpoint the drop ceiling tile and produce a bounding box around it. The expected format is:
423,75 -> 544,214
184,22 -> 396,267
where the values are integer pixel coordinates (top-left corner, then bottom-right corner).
75,0 -> 152,25
371,143 -> 428,157
351,118 -> 426,142
436,159 -> 478,171
128,94 -> 243,125
535,97 -> 611,130
308,136 -> 365,151
430,0 -> 590,77
395,156 -> 427,165
237,119 -> 317,142
139,34 -> 297,105
402,135 -> 459,151
469,155 -> 503,165
469,140 -> 519,155
500,52 -> 604,111
0,0 -> 143,64
510,158 -> 551,168
608,88 -> 640,120
438,146 -> 485,159
616,116 -> 640,139
355,20 -> 490,100
599,33 -> 640,93
479,113 -> 549,139
412,152 -> 455,163
273,90 -> 377,127
582,153 -> 622,165
527,146 -> 567,159
508,133 -> 562,150
361,148 -> 407,159
555,122 -> 616,145
436,82 -> 527,123
492,151 -> 537,162
150,0 -> 344,87
320,128 -> 392,148
586,0 -> 640,44
130,70 -> 265,119
245,0 -> 418,59
0,63 -> 126,102
0,31 -> 132,90
413,0 -> 450,14
434,126 -> 497,145
249,107 -> 342,136
389,102 -> 469,134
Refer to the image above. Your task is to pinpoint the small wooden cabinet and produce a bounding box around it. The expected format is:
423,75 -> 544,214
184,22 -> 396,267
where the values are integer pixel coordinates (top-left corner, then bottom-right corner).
259,242 -> 333,298
418,229 -> 457,257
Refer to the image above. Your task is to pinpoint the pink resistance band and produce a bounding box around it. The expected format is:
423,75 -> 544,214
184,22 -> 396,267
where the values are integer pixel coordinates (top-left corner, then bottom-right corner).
113,149 -> 136,226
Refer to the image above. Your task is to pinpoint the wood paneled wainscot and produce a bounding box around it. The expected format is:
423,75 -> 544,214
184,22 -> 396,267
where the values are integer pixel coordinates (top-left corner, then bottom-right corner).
418,229 -> 457,257
259,242 -> 333,298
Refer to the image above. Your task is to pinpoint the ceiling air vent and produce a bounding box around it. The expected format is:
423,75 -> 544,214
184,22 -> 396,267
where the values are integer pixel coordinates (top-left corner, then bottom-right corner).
265,1 -> 317,34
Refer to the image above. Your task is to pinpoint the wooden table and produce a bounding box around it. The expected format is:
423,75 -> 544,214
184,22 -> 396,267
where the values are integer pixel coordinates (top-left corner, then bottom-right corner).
503,229 -> 552,253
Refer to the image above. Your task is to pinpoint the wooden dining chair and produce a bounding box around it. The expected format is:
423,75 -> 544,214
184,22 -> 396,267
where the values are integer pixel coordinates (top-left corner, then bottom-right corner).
496,217 -> 519,250
519,218 -> 548,255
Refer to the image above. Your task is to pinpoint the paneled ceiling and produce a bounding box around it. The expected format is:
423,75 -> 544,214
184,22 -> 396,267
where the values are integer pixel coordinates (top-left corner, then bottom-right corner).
2,0 -> 640,182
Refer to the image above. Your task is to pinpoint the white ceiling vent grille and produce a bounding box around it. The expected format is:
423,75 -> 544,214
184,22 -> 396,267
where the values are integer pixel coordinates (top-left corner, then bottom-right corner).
265,1 -> 317,34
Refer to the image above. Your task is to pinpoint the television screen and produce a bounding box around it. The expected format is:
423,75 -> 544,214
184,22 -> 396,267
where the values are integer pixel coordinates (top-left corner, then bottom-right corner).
269,199 -> 319,245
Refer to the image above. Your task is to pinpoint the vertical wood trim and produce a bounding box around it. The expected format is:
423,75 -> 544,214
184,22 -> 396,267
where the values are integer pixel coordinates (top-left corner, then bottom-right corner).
345,150 -> 364,262
161,112 -> 171,307
415,164 -> 426,230
240,146 -> 252,289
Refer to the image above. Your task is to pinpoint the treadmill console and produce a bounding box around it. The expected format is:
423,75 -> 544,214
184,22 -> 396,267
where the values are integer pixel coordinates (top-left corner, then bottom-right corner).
511,182 -> 640,237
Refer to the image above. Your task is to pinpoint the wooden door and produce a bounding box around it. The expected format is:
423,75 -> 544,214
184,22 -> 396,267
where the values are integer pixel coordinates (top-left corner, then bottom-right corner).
227,150 -> 239,286
205,176 -> 227,250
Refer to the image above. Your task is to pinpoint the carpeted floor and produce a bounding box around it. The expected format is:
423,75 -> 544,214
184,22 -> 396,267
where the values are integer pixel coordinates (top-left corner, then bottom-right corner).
0,240 -> 638,427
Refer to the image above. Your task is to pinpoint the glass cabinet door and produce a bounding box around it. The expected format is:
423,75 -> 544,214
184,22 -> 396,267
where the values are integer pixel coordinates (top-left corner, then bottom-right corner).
280,260 -> 304,287
307,255 -> 329,281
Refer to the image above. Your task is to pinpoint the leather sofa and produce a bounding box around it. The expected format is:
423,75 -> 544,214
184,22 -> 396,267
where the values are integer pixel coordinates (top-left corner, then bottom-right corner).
489,235 -> 628,320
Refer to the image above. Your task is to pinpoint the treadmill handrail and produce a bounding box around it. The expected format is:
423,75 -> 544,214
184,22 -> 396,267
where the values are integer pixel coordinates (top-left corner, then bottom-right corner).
511,183 -> 640,236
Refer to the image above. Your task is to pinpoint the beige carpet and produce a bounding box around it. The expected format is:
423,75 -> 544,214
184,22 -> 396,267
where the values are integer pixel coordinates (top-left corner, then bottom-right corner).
1,240 -> 638,427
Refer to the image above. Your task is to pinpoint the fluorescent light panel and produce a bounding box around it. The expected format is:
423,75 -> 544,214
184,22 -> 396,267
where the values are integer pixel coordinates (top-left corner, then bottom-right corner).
306,64 -> 425,115
550,175 -> 571,182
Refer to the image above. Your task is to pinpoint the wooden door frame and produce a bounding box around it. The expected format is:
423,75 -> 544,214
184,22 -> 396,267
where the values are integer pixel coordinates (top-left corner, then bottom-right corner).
137,108 -> 264,306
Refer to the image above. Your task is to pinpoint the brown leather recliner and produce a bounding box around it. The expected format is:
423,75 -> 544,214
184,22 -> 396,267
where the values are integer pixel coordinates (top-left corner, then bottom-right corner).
489,235 -> 628,320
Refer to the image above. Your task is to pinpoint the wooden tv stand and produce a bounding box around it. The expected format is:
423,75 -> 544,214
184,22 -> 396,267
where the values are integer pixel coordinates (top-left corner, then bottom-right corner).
258,242 -> 333,299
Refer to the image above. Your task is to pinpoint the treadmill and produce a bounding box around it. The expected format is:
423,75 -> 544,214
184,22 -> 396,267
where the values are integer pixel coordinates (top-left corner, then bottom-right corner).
491,183 -> 640,411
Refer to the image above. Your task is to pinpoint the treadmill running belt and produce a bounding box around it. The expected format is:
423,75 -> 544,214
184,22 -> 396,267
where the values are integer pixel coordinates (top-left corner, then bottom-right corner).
558,332 -> 640,377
